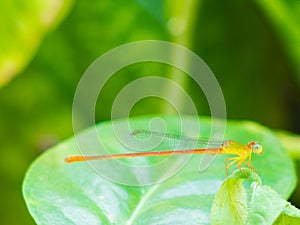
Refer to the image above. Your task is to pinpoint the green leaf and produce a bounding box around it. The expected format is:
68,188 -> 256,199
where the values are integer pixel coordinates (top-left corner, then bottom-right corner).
211,173 -> 248,225
0,0 -> 74,87
246,182 -> 288,225
273,204 -> 300,225
23,115 -> 297,224
211,169 -> 300,225
276,130 -> 300,160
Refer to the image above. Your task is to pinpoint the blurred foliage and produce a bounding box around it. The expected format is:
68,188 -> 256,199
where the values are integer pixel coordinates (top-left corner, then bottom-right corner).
254,0 -> 300,83
0,0 -> 74,87
0,0 -> 300,224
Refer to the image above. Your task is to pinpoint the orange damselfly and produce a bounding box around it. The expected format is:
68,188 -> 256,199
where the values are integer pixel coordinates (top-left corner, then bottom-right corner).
65,129 -> 263,176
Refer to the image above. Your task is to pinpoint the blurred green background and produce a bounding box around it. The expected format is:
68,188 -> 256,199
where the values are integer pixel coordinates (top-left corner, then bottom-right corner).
1,0 -> 300,224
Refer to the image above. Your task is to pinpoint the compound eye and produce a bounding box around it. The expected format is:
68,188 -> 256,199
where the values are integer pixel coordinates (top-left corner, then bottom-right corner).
252,142 -> 263,154
254,143 -> 260,149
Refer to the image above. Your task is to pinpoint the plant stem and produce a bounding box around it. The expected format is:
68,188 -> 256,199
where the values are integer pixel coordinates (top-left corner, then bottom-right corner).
162,0 -> 201,114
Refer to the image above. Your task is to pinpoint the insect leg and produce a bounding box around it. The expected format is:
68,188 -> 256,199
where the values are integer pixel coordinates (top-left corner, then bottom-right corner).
237,158 -> 249,177
224,157 -> 240,176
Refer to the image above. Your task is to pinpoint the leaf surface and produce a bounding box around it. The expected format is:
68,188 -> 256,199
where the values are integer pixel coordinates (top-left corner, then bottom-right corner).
23,115 -> 297,224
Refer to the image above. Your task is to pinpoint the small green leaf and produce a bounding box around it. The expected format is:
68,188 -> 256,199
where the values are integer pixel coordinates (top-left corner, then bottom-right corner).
212,169 -> 300,225
273,204 -> 300,225
247,183 -> 288,225
211,173 -> 248,225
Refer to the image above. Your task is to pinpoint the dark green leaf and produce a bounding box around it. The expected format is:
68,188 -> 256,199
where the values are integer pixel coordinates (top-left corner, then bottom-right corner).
273,204 -> 300,225
254,0 -> 300,83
